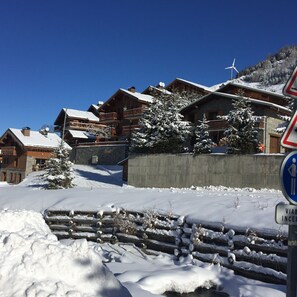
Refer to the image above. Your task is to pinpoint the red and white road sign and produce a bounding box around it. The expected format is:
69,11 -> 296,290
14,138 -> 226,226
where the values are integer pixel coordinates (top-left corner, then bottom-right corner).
283,66 -> 297,99
281,110 -> 297,149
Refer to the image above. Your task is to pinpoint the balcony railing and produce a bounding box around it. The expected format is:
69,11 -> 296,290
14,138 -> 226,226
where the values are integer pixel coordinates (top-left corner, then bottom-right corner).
207,117 -> 265,131
66,122 -> 107,131
207,119 -> 229,131
122,125 -> 140,136
123,107 -> 147,119
1,146 -> 17,156
99,112 -> 118,122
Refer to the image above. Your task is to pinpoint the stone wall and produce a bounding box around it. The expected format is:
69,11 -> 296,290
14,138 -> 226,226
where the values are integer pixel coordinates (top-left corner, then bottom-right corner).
128,154 -> 284,189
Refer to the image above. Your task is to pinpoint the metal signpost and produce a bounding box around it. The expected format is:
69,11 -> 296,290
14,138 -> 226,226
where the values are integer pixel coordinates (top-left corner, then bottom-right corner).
279,151 -> 297,297
278,65 -> 297,297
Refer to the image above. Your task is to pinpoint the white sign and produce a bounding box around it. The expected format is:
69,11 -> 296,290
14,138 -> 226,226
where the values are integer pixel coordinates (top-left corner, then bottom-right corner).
275,203 -> 297,225
283,65 -> 297,99
281,110 -> 297,149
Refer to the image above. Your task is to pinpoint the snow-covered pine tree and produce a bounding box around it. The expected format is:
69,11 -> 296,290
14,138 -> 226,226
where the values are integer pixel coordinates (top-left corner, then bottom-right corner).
220,93 -> 260,154
130,92 -> 191,154
193,114 -> 215,154
44,141 -> 75,189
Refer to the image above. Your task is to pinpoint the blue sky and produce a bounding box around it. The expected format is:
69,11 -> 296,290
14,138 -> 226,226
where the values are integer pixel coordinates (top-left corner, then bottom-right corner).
0,0 -> 297,135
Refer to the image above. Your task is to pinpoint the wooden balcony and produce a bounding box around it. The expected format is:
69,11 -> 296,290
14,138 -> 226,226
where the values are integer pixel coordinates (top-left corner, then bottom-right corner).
122,125 -> 140,136
66,121 -> 107,131
207,117 -> 265,131
123,107 -> 147,119
1,146 -> 17,156
207,119 -> 229,131
99,112 -> 118,123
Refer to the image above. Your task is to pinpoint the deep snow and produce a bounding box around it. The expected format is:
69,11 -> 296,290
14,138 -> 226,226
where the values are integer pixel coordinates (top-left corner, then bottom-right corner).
0,165 -> 288,296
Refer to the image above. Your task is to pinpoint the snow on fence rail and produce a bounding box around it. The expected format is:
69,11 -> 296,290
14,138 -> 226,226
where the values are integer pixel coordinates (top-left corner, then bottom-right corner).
44,209 -> 287,285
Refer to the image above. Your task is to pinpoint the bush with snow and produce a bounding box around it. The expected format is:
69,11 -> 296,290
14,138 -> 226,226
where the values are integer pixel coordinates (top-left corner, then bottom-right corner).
44,141 -> 75,189
130,92 -> 191,154
193,114 -> 215,154
219,93 -> 260,154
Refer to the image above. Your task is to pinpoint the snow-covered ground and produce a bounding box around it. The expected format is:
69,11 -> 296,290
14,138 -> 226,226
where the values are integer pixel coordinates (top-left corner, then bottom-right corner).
0,165 -> 288,296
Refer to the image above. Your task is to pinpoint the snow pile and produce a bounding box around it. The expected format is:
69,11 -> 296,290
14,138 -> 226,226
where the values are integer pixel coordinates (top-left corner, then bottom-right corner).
124,265 -> 216,295
0,209 -> 131,297
95,243 -> 219,296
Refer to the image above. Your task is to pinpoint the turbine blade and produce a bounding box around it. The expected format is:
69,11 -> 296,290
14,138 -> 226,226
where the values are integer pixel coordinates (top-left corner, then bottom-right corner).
233,66 -> 239,73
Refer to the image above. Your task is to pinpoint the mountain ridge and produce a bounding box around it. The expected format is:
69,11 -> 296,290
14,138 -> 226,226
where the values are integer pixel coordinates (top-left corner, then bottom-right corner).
233,45 -> 297,94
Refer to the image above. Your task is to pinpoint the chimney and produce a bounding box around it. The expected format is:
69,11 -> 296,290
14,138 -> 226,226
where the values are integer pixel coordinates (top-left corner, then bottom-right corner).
157,82 -> 165,89
39,127 -> 49,136
22,127 -> 31,136
128,86 -> 136,93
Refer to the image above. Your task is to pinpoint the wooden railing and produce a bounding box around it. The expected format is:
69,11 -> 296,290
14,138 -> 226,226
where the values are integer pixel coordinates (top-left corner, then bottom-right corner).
45,209 -> 287,285
123,107 -> 147,119
122,125 -> 140,136
207,118 -> 265,131
65,122 -> 106,131
99,112 -> 118,122
0,146 -> 17,156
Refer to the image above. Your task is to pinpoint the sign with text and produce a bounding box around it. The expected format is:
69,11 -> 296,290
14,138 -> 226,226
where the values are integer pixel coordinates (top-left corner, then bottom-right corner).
280,151 -> 297,205
275,203 -> 297,225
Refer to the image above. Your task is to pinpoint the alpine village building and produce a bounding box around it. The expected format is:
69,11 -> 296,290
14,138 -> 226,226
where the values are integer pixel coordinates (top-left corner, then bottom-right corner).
53,79 -> 290,155
0,78 -> 290,184
0,127 -> 71,183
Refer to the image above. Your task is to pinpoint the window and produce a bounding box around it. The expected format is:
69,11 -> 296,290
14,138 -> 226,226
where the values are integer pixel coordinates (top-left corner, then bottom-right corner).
207,111 -> 219,120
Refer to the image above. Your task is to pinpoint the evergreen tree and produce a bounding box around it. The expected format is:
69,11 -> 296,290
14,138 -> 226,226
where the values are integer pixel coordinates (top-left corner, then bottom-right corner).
193,114 -> 215,154
130,92 -> 191,154
220,95 -> 260,154
44,141 -> 75,189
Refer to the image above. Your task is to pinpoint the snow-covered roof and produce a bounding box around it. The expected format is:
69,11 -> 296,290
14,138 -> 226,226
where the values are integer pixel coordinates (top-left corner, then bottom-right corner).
64,108 -> 100,122
174,78 -> 212,92
210,79 -> 285,97
182,90 -> 291,115
90,104 -> 100,110
120,89 -> 154,103
212,92 -> 291,113
67,130 -> 96,140
144,85 -> 172,95
8,128 -> 72,150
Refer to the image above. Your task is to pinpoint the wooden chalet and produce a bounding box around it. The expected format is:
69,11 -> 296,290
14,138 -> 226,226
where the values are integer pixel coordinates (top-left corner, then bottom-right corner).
98,87 -> 154,140
54,108 -> 110,146
0,127 -> 71,184
166,78 -> 211,96
181,82 -> 291,153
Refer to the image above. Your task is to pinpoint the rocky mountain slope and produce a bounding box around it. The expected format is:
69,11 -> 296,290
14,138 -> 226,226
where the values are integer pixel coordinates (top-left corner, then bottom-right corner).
235,45 -> 297,94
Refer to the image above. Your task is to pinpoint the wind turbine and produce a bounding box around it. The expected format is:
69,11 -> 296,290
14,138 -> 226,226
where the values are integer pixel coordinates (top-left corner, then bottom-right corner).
225,58 -> 239,80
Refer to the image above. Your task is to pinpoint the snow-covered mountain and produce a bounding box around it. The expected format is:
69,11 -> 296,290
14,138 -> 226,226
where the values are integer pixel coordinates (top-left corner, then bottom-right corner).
234,45 -> 297,94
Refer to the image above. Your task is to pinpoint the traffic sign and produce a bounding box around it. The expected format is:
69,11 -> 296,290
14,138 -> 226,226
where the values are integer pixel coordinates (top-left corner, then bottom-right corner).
275,203 -> 297,225
281,110 -> 297,149
283,65 -> 297,99
280,151 -> 297,205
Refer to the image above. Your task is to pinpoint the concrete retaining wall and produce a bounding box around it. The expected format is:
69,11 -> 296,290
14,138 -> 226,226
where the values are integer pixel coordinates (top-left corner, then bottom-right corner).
70,144 -> 129,165
128,154 -> 285,189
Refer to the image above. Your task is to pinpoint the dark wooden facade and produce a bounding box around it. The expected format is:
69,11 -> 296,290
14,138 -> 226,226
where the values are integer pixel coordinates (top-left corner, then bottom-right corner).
166,78 -> 211,96
54,109 -> 110,146
98,88 -> 153,141
181,83 -> 291,153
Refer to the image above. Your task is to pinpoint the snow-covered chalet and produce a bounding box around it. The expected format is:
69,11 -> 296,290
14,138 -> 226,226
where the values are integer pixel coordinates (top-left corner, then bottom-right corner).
0,127 -> 71,183
181,81 -> 291,153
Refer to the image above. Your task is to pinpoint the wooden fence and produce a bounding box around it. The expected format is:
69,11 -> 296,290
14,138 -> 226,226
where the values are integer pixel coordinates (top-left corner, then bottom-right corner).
44,209 -> 287,285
